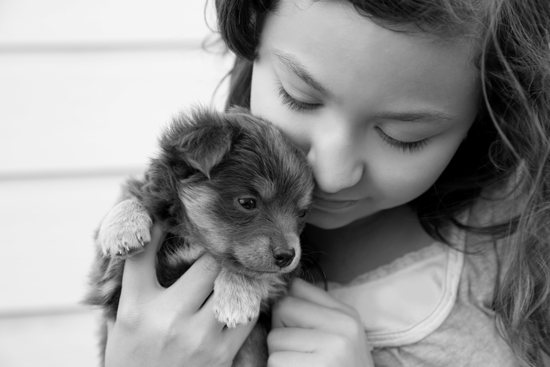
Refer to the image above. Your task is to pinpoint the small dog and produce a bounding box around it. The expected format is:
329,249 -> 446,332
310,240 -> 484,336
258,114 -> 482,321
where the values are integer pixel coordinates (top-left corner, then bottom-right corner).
85,107 -> 314,366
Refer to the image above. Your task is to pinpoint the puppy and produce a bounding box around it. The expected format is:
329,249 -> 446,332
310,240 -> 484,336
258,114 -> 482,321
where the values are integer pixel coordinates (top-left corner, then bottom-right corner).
85,107 -> 314,366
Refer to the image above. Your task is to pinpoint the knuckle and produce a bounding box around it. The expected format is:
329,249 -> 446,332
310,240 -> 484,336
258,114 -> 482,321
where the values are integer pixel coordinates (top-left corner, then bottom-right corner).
266,330 -> 275,347
266,327 -> 281,345
273,295 -> 291,311
332,333 -> 349,353
342,303 -> 361,319
114,307 -> 141,331
338,311 -> 363,337
267,353 -> 284,367
324,334 -> 353,364
266,328 -> 285,353
270,297 -> 293,324
163,319 -> 182,342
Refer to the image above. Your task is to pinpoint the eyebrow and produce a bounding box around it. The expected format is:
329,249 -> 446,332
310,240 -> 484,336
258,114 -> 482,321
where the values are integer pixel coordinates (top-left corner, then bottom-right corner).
272,49 -> 453,124
375,110 -> 453,124
272,49 -> 333,99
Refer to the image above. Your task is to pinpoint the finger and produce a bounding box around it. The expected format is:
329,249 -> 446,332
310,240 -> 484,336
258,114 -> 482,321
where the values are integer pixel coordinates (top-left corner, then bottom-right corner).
120,222 -> 165,300
268,327 -> 327,353
268,351 -> 318,367
291,278 -> 359,320
290,278 -> 347,312
272,296 -> 350,333
195,289 -> 228,331
168,252 -> 221,310
272,296 -> 322,329
222,315 -> 260,356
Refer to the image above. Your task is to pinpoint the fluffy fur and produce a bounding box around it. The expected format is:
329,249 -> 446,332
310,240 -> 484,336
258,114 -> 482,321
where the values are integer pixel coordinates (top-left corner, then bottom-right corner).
85,107 -> 314,366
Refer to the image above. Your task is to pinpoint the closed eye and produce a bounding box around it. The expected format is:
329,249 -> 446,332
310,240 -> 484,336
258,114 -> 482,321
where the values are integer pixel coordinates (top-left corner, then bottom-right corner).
375,127 -> 429,153
277,83 -> 322,112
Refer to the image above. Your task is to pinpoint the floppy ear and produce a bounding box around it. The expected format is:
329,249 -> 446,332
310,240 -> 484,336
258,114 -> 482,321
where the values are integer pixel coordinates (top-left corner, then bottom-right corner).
178,125 -> 232,178
160,110 -> 233,179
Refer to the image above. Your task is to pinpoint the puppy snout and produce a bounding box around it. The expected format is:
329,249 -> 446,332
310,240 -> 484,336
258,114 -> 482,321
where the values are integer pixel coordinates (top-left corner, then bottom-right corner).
272,248 -> 295,268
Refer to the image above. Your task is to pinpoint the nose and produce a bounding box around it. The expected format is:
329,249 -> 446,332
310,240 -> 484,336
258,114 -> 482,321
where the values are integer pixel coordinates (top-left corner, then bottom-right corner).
272,247 -> 295,268
307,126 -> 364,193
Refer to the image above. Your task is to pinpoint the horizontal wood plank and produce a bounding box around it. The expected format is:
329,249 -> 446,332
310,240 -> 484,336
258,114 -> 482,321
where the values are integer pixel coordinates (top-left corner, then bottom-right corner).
0,0 -> 215,45
0,309 -> 101,367
0,3 -> 234,366
0,49 -> 233,174
0,176 -> 131,312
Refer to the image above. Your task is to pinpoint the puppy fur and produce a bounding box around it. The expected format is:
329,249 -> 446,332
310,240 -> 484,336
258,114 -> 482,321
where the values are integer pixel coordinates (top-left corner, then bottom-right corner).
85,107 -> 314,367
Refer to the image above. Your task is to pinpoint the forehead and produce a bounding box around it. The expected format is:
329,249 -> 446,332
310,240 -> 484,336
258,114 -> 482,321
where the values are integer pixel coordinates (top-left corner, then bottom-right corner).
262,0 -> 480,118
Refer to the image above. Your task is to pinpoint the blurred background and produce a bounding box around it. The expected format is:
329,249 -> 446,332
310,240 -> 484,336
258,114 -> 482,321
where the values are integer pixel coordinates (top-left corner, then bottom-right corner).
0,1 -> 232,365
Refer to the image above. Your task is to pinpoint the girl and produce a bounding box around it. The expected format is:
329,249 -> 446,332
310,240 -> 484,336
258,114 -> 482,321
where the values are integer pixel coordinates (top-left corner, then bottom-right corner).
104,0 -> 550,366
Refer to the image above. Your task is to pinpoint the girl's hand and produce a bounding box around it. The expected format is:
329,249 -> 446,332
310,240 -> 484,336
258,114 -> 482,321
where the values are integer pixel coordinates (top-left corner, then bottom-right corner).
104,223 -> 256,367
268,278 -> 374,367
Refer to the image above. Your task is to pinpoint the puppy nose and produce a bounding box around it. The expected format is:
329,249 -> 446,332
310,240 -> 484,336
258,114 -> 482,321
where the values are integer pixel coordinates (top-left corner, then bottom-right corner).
272,248 -> 295,268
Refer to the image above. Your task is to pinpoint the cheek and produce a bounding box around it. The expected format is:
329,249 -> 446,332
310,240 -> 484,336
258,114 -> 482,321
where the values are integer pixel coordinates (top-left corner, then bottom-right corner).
371,141 -> 459,206
250,63 -> 310,150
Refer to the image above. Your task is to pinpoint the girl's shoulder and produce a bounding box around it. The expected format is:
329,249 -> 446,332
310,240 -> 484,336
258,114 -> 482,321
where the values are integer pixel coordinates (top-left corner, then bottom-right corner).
327,204 -> 519,366
368,236 -> 519,366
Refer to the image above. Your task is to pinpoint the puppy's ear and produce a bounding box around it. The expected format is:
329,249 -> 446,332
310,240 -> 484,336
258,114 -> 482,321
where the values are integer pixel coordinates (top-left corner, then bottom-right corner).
160,110 -> 233,179
179,125 -> 232,178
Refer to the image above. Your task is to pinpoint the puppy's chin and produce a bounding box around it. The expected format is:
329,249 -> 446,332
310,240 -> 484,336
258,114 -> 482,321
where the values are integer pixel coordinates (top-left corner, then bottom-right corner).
221,256 -> 301,278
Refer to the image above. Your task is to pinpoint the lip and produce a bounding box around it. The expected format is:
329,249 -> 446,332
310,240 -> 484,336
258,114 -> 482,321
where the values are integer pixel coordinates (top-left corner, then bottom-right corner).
312,195 -> 360,210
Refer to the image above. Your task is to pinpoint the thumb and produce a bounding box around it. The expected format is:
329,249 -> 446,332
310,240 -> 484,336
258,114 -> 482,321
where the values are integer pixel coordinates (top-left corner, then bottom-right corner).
120,222 -> 165,301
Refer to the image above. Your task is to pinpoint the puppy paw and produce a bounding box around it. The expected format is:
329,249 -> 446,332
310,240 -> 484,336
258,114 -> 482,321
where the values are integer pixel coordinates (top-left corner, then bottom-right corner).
213,280 -> 261,328
213,296 -> 259,328
98,199 -> 152,258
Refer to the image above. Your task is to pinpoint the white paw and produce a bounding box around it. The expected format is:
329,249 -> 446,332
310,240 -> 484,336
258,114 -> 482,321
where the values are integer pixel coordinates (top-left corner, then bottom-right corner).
98,199 -> 152,258
213,288 -> 260,328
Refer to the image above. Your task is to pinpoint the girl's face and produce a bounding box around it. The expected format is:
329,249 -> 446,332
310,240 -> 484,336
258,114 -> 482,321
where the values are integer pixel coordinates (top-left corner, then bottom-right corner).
250,0 -> 480,229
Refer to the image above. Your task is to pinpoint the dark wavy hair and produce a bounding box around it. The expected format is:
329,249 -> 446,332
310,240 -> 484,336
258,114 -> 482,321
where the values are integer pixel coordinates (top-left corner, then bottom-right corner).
213,0 -> 550,365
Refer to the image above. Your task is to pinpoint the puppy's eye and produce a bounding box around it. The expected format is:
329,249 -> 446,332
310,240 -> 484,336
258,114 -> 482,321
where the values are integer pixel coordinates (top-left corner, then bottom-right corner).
298,209 -> 308,218
238,198 -> 257,210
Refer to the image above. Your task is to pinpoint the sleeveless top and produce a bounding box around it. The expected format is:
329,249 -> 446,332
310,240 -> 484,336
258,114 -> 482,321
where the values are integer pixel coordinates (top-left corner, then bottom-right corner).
326,213 -> 521,366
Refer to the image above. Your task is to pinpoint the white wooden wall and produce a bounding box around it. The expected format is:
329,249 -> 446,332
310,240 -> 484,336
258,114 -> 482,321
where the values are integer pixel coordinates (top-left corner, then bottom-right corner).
0,1 -> 232,365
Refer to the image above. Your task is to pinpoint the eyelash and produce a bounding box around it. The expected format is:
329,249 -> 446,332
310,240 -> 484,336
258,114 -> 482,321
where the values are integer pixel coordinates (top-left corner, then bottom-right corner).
276,83 -> 429,153
276,84 -> 321,111
375,127 -> 429,153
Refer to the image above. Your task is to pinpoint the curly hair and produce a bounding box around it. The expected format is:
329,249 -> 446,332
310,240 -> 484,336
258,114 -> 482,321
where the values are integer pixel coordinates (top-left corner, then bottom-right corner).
213,0 -> 550,365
